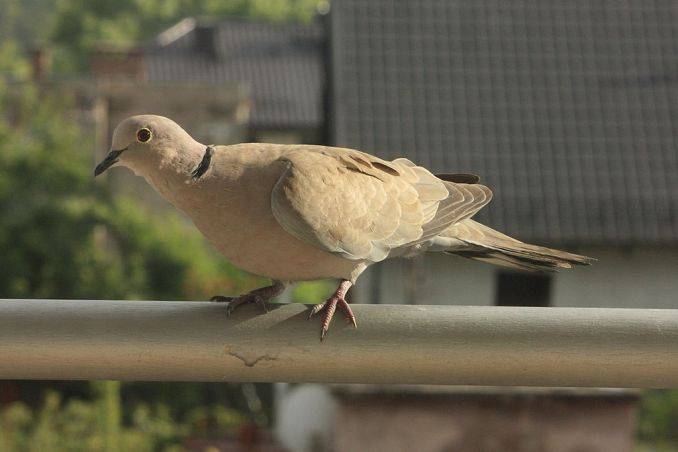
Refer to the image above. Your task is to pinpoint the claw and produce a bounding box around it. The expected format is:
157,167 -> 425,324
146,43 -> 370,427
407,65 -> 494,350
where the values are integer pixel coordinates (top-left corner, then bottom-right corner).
210,295 -> 234,303
225,296 -> 248,317
320,297 -> 338,341
253,295 -> 269,314
211,281 -> 284,317
307,280 -> 356,341
338,298 -> 357,328
308,302 -> 324,320
225,302 -> 237,317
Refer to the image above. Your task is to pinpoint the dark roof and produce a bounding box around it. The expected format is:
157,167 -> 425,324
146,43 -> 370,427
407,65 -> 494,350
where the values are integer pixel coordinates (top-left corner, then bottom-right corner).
330,0 -> 678,244
146,18 -> 325,130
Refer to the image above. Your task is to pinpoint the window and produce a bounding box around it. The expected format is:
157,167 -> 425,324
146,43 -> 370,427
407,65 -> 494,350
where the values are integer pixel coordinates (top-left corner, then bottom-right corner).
495,271 -> 552,307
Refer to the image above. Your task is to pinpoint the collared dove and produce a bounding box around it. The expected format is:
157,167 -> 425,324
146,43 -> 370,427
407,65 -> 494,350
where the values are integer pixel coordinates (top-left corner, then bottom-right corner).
95,115 -> 592,340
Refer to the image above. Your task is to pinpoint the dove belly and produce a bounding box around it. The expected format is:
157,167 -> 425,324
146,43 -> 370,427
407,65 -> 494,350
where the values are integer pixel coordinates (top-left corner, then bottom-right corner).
193,213 -> 367,282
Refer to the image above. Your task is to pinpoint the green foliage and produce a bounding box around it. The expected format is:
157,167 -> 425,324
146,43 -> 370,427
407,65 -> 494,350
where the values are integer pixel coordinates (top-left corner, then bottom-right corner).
0,0 -> 56,44
0,41 -> 32,81
0,81 -> 256,301
292,280 -> 334,303
0,390 -> 193,451
638,390 -> 678,444
92,381 -> 121,451
0,386 -> 249,451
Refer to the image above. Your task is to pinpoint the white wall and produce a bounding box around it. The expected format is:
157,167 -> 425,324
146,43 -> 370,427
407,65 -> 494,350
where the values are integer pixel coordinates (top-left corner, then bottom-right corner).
553,247 -> 678,309
354,247 -> 678,309
353,254 -> 496,306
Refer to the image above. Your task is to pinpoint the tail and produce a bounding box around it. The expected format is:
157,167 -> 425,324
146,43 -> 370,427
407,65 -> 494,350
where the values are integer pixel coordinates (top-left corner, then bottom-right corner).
432,219 -> 594,272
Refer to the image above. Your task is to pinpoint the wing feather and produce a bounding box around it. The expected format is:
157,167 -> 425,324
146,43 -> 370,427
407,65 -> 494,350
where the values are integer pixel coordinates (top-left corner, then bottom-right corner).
270,146 -> 493,262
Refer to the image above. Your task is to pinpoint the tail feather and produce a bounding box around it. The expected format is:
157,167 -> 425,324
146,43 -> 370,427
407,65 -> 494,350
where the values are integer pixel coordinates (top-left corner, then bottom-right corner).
435,219 -> 594,272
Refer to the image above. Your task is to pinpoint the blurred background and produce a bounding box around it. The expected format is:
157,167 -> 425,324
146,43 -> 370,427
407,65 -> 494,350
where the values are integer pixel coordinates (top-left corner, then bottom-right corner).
1,0 -> 677,451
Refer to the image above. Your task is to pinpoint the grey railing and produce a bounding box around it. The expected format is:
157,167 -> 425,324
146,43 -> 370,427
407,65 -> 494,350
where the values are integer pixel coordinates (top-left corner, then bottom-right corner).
0,299 -> 677,387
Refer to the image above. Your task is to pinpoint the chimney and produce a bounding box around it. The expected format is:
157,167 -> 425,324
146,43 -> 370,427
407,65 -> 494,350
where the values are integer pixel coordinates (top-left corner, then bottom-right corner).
89,48 -> 146,80
29,47 -> 52,81
194,23 -> 219,59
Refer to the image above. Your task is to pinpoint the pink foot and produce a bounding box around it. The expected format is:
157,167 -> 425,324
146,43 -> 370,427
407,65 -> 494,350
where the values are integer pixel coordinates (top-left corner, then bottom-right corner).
308,280 -> 357,341
211,281 -> 284,316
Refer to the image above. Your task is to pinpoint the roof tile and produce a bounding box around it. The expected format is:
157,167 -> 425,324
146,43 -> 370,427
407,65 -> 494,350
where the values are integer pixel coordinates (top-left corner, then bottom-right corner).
147,19 -> 325,130
330,0 -> 678,244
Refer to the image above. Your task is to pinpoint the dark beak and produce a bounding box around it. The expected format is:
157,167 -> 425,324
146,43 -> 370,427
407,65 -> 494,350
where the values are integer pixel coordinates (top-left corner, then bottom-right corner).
94,148 -> 125,177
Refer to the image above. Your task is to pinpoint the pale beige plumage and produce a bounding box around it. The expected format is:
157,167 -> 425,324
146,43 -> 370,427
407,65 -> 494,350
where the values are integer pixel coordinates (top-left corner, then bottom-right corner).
96,115 -> 592,339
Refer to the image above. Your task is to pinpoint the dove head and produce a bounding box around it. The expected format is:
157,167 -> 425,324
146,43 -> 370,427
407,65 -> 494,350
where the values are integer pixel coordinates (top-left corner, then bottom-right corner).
95,115 -> 203,178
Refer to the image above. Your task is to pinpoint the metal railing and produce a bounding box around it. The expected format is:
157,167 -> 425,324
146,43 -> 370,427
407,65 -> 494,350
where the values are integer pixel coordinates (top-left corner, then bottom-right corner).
0,299 -> 677,387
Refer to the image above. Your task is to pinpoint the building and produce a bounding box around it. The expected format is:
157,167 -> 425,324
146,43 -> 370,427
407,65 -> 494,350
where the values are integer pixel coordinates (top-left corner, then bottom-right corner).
328,0 -> 678,311
145,17 -> 327,144
276,385 -> 638,452
277,1 -> 678,451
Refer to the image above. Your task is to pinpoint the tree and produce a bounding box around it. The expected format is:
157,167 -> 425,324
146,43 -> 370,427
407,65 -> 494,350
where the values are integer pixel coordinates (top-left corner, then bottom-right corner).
0,83 -> 258,301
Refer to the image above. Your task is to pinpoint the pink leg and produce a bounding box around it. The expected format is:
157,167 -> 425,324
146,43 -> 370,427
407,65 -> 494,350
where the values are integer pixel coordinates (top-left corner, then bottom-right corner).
308,280 -> 357,341
211,280 -> 285,316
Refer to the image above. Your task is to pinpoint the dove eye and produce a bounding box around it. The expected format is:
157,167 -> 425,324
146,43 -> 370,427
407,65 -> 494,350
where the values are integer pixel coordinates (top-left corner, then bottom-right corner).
137,128 -> 152,143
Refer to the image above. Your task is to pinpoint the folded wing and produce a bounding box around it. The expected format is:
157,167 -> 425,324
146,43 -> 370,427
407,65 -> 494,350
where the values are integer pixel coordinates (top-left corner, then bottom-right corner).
270,146 -> 492,262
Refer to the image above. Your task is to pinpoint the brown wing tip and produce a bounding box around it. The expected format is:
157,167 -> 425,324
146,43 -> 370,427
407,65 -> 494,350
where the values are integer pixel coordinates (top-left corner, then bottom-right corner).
435,173 -> 481,184
563,253 -> 596,266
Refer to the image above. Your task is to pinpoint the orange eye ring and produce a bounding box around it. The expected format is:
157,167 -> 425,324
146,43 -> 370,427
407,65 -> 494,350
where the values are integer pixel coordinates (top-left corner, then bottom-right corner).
137,128 -> 152,143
